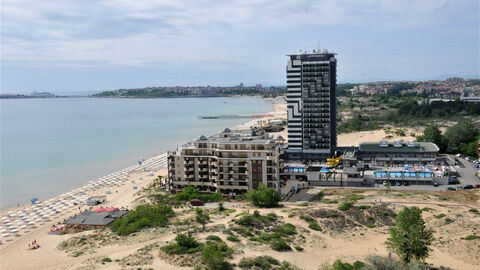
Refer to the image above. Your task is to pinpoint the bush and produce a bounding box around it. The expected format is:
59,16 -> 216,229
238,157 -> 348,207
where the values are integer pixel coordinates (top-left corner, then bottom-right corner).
161,233 -> 203,255
434,214 -> 446,219
363,255 -> 403,270
175,186 -> 223,202
300,215 -> 315,222
294,246 -> 304,251
246,184 -> 282,208
468,209 -> 479,215
355,205 -> 371,210
309,222 -> 322,231
275,223 -> 297,236
338,202 -> 354,211
464,235 -> 480,240
206,235 -> 222,242
226,235 -> 240,242
111,204 -> 174,235
201,241 -> 234,270
238,256 -> 280,269
234,211 -> 277,228
270,239 -> 291,251
101,257 -> 112,263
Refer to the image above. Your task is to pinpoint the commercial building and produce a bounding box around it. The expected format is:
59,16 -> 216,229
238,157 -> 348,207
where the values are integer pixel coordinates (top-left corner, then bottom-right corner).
460,96 -> 480,103
64,209 -> 128,230
286,50 -> 337,161
355,141 -> 439,167
167,128 -> 283,196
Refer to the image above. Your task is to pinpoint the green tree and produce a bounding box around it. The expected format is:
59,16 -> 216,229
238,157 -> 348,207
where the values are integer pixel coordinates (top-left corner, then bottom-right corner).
444,121 -> 479,154
195,208 -> 210,231
386,207 -> 433,263
419,125 -> 443,149
385,181 -> 392,194
246,184 -> 282,208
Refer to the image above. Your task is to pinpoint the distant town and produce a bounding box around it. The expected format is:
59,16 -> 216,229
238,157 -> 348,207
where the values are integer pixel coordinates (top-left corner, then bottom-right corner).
3,78 -> 479,101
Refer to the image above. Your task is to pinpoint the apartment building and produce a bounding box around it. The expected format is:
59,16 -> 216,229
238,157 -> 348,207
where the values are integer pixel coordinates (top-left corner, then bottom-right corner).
167,128 -> 283,196
286,50 -> 337,161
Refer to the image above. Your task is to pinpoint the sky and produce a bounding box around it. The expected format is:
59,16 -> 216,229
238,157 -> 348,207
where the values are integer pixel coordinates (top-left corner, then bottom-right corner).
1,0 -> 479,94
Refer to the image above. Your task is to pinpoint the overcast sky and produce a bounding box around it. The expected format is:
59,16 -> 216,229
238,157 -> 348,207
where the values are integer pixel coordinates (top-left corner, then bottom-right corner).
2,0 -> 479,94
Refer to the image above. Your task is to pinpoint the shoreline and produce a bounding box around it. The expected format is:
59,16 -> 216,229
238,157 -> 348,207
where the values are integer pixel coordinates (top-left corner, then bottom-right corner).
0,96 -> 281,248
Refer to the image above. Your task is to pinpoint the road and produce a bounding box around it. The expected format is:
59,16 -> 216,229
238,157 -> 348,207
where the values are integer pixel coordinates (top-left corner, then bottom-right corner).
455,157 -> 480,186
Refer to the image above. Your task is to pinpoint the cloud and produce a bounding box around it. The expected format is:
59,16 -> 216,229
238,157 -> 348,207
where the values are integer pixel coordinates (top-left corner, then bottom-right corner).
1,0 -> 478,91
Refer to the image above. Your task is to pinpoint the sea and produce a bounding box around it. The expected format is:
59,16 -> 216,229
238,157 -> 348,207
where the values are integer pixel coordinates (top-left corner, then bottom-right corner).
0,97 -> 272,209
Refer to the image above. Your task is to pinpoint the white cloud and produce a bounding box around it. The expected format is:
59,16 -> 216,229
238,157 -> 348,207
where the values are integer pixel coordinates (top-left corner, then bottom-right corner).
1,0 -> 478,85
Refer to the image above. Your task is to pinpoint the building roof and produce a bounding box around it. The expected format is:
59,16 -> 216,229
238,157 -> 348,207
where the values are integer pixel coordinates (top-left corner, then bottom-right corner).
358,142 -> 439,153
65,209 -> 128,226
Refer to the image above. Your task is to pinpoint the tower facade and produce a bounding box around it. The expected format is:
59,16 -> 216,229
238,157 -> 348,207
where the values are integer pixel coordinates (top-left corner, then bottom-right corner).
286,51 -> 337,161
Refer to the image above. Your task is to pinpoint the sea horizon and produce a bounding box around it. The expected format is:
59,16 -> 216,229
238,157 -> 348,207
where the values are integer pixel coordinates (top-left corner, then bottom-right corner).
0,96 -> 272,209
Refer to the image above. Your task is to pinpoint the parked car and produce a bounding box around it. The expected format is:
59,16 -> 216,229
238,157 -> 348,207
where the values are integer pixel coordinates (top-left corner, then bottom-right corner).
382,180 -> 387,185
473,184 -> 480,189
446,187 -> 456,191
395,181 -> 402,186
463,185 -> 473,190
403,181 -> 409,186
448,176 -> 459,185
433,182 -> 439,187
475,163 -> 479,169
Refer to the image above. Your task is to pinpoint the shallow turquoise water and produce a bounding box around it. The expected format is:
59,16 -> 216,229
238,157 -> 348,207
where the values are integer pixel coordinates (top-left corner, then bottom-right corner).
0,97 -> 271,208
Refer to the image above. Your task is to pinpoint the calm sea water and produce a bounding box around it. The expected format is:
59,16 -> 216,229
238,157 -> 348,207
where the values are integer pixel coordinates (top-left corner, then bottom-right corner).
0,97 -> 271,209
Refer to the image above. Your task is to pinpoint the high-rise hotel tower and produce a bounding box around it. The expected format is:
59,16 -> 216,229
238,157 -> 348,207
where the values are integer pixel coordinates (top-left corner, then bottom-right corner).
286,51 -> 337,161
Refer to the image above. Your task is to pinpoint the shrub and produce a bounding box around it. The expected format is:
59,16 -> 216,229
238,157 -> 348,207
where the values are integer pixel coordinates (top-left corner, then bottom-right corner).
464,235 -> 480,240
300,215 -> 315,222
238,256 -> 280,269
246,184 -> 282,208
226,235 -> 240,242
196,208 -> 211,231
309,222 -> 322,231
294,245 -> 304,251
206,235 -> 222,242
434,214 -> 446,219
175,186 -> 223,202
363,255 -> 403,270
101,257 -> 112,263
270,239 -> 291,251
111,204 -> 174,235
367,223 -> 375,228
420,207 -> 432,212
161,233 -> 203,255
201,242 -> 233,270
234,211 -> 277,228
469,208 -> 479,215
322,198 -> 339,204
275,223 -> 297,236
338,202 -> 354,211
355,205 -> 371,210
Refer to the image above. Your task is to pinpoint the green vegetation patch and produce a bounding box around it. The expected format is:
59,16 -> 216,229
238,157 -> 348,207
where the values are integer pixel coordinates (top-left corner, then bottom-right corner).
464,235 -> 480,240
434,213 -> 446,219
299,215 -> 315,222
111,204 -> 174,235
246,184 -> 282,208
338,202 -> 354,211
175,186 -> 223,202
308,222 -> 322,231
161,234 -> 204,255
